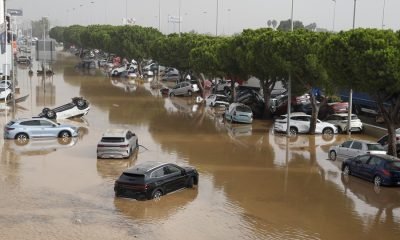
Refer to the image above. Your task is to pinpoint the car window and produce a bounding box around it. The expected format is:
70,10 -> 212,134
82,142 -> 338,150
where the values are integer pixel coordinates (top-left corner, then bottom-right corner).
101,137 -> 125,143
351,141 -> 362,150
326,116 -> 335,121
357,155 -> 370,164
150,168 -> 164,178
342,141 -> 352,148
163,165 -> 181,175
368,156 -> 382,166
236,105 -> 252,113
20,120 -> 40,126
367,144 -> 384,151
385,161 -> 400,171
40,120 -> 54,126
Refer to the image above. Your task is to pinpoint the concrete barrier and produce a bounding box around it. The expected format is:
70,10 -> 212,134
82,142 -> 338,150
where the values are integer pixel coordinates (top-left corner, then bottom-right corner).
363,123 -> 387,138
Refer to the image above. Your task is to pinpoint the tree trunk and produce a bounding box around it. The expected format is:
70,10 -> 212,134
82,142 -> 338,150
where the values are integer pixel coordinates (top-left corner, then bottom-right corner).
260,79 -> 276,119
386,122 -> 397,157
309,92 -> 319,135
376,95 -> 399,157
230,79 -> 236,103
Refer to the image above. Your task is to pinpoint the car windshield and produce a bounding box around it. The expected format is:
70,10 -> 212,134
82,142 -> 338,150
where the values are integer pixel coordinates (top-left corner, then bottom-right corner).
367,144 -> 384,151
101,137 -> 125,143
386,161 -> 400,171
236,106 -> 252,113
341,115 -> 359,120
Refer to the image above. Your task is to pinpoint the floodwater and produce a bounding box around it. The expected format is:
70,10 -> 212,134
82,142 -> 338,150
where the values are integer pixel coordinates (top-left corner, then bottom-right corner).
0,52 -> 399,240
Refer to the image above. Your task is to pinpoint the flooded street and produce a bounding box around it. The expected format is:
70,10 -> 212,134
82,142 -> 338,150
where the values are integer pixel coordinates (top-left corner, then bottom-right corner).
0,52 -> 399,240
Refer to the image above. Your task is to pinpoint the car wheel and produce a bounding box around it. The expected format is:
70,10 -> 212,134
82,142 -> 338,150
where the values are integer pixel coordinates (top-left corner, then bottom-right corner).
58,136 -> 72,145
15,133 -> 29,146
187,90 -> 192,97
76,98 -> 86,108
186,177 -> 194,188
329,150 -> 337,161
45,110 -> 56,119
337,126 -> 342,134
42,107 -> 50,114
59,130 -> 71,139
136,139 -> 139,148
113,70 -> 118,76
322,127 -> 334,135
343,165 -> 351,175
289,127 -> 298,136
170,92 -> 175,97
151,189 -> 163,200
374,175 -> 382,186
211,102 -> 215,107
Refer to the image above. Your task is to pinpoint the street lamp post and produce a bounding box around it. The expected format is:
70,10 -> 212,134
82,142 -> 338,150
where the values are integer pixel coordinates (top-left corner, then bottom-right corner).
158,0 -> 161,32
381,0 -> 386,29
216,0 -> 219,36
286,0 -> 294,137
332,0 -> 336,32
178,0 -> 181,36
347,0 -> 357,135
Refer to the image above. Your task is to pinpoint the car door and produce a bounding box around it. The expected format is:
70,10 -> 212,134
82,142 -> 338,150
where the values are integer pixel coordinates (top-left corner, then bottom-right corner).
40,119 -> 58,137
361,156 -> 382,180
347,141 -> 363,158
351,155 -> 371,177
21,120 -> 42,138
337,141 -> 353,159
162,164 -> 186,192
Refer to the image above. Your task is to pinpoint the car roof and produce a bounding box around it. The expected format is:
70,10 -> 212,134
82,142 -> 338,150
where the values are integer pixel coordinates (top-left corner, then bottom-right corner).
345,139 -> 381,145
13,117 -> 51,122
280,112 -> 309,117
124,161 -> 169,174
360,153 -> 400,161
332,113 -> 357,117
102,129 -> 129,137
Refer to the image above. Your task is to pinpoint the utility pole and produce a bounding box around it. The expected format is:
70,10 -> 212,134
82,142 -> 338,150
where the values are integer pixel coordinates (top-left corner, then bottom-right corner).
286,0 -> 294,137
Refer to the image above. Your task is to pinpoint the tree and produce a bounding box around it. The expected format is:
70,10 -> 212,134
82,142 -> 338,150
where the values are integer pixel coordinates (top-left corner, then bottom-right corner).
272,20 -> 278,29
31,17 -> 50,39
277,19 -> 304,32
267,20 -> 272,28
322,29 -> 400,156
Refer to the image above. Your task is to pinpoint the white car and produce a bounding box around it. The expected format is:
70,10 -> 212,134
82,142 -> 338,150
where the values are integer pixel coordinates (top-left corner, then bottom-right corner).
0,87 -> 12,100
205,94 -> 229,107
97,129 -> 138,159
328,140 -> 387,160
274,112 -> 338,135
324,113 -> 363,133
39,97 -> 90,120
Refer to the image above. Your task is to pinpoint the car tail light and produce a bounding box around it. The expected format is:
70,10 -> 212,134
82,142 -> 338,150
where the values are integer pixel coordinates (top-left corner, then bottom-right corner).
120,144 -> 129,148
382,169 -> 391,176
136,184 -> 149,190
5,127 -> 14,131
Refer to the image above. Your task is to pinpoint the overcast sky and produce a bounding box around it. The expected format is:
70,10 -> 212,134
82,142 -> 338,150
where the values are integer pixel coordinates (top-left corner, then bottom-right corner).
7,0 -> 400,34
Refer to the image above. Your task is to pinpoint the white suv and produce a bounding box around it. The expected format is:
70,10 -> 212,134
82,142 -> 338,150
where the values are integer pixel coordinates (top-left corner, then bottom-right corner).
274,112 -> 338,135
324,113 -> 363,133
97,129 -> 138,159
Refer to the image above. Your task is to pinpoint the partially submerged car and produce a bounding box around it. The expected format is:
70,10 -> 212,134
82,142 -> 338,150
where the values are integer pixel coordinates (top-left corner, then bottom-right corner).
329,140 -> 386,161
38,97 -> 90,119
205,94 -> 229,107
3,117 -> 79,145
114,161 -> 199,200
169,81 -> 194,97
97,129 -> 138,159
224,103 -> 253,124
324,113 -> 363,133
0,87 -> 12,100
273,112 -> 338,135
342,154 -> 400,186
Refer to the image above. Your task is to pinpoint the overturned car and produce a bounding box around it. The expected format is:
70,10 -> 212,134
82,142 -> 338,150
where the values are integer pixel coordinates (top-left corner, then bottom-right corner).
39,97 -> 90,120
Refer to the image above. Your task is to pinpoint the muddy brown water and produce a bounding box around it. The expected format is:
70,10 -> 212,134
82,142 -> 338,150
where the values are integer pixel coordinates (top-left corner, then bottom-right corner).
0,52 -> 399,240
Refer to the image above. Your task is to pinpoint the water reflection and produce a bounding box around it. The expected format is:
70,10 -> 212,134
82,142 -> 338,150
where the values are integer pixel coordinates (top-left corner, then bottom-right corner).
114,188 -> 198,222
3,137 -> 79,156
341,174 -> 400,230
96,149 -> 138,181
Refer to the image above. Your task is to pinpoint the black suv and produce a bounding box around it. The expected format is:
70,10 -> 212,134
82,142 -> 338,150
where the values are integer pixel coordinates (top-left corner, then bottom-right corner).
114,161 -> 199,200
